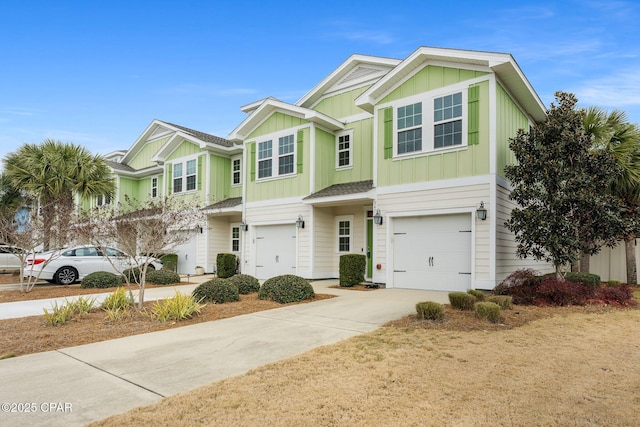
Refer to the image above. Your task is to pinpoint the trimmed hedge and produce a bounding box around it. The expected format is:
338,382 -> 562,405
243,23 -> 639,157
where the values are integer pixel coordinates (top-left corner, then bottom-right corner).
122,267 -> 143,283
467,289 -> 485,301
339,254 -> 366,287
146,269 -> 181,285
475,302 -> 502,323
216,253 -> 237,279
448,292 -> 476,310
81,271 -> 124,289
487,295 -> 513,310
416,301 -> 444,321
192,279 -> 239,304
258,274 -> 315,304
228,274 -> 260,294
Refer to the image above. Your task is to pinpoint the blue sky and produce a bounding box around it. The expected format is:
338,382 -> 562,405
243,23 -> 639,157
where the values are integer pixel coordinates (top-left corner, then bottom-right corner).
1,0 -> 639,163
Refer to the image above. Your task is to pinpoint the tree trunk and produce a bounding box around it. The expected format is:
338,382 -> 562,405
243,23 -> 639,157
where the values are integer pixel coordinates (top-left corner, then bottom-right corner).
625,235 -> 637,285
580,252 -> 590,273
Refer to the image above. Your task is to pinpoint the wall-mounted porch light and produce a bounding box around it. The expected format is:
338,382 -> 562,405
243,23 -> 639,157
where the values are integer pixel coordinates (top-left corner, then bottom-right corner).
296,215 -> 305,229
476,201 -> 487,221
373,209 -> 383,225
240,221 -> 249,231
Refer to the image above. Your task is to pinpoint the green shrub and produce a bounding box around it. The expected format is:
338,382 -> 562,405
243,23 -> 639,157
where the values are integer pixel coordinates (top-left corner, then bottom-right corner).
487,295 -> 513,310
146,269 -> 181,285
101,287 -> 134,311
43,297 -> 96,326
467,289 -> 485,301
564,272 -> 601,289
258,274 -> 315,304
607,280 -> 621,287
122,267 -> 143,283
151,291 -> 203,322
228,274 -> 260,294
416,301 -> 444,321
81,271 -> 124,288
192,279 -> 239,304
475,302 -> 502,323
339,254 -> 366,287
216,253 -> 237,278
105,307 -> 130,321
448,292 -> 476,310
158,253 -> 178,272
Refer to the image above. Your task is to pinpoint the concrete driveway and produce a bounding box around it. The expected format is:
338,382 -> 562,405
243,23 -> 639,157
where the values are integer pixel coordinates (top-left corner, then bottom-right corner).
0,281 -> 449,426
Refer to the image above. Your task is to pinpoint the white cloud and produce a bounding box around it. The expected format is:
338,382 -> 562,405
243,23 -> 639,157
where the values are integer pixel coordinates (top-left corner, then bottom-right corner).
574,69 -> 640,106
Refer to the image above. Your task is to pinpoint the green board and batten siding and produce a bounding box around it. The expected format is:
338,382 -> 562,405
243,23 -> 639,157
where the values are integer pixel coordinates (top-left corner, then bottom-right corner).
313,86 -> 371,118
496,83 -> 529,179
127,136 -> 170,170
377,78 -> 490,186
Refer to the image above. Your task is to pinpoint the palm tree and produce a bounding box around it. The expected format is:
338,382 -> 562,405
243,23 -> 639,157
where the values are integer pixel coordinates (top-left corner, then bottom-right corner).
2,139 -> 116,249
583,107 -> 640,284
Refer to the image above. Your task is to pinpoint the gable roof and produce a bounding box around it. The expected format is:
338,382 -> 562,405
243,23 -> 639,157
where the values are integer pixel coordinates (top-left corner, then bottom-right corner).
227,98 -> 344,143
160,121 -> 234,148
355,46 -> 546,122
296,54 -> 401,109
303,180 -> 375,206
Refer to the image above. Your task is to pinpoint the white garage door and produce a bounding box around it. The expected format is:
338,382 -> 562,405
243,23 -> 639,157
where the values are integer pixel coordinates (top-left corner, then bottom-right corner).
255,224 -> 297,280
393,214 -> 472,291
174,234 -> 198,275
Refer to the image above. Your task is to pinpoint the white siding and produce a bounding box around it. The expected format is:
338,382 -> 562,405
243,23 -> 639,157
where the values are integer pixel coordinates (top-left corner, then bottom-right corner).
205,215 -> 241,273
589,241 -> 640,283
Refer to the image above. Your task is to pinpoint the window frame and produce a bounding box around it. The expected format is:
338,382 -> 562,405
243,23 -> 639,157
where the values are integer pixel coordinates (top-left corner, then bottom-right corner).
151,176 -> 159,198
96,194 -> 111,207
335,130 -> 353,169
230,224 -> 241,253
255,130 -> 297,180
231,155 -> 242,186
336,215 -> 354,253
392,87 -> 468,158
171,156 -> 199,194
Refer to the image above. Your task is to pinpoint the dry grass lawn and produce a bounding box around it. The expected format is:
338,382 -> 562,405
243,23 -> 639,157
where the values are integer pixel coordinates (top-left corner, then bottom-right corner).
89,307 -> 640,427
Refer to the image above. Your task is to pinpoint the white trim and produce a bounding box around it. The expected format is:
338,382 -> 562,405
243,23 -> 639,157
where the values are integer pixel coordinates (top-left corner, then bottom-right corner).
245,196 -> 305,209
302,189 -> 376,206
150,175 -> 159,199
377,174 -> 491,195
230,223 -> 242,254
336,215 -> 354,253
310,124 -> 316,196
489,174 -> 497,285
170,154 -> 200,194
340,112 -> 373,123
231,155 -> 242,187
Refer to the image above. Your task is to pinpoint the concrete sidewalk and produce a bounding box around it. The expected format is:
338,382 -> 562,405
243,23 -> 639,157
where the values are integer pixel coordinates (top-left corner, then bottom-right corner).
0,280 -> 449,427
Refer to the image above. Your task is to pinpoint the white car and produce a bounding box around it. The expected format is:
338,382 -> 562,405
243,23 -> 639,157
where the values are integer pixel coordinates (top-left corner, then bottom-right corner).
0,244 -> 23,273
25,245 -> 163,285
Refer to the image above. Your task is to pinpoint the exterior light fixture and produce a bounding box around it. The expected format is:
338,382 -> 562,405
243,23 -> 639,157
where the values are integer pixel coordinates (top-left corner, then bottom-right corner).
240,221 -> 248,231
373,209 -> 383,225
476,201 -> 487,221
296,215 -> 305,229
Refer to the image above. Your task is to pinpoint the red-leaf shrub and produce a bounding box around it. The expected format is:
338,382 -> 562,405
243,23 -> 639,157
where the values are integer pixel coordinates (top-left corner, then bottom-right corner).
593,285 -> 637,306
535,278 -> 592,306
494,269 -> 540,305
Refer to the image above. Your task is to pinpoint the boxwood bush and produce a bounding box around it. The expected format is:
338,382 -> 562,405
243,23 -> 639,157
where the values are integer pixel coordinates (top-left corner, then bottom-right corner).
216,253 -> 237,279
448,292 -> 476,310
475,302 -> 502,323
487,295 -> 513,310
146,269 -> 181,285
467,289 -> 485,301
122,267 -> 143,283
416,301 -> 444,321
258,274 -> 315,303
81,271 -> 124,289
192,279 -> 239,304
228,274 -> 260,294
339,254 -> 366,287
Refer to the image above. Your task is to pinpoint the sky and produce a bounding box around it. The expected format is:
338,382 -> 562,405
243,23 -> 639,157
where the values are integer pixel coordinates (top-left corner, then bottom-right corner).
1,0 -> 639,164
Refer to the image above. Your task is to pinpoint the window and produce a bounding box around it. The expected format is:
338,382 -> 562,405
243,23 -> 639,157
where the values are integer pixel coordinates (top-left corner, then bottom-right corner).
434,92 -> 463,148
231,226 -> 240,252
96,194 -> 111,207
397,102 -> 422,154
336,131 -> 352,168
278,135 -> 294,175
151,177 -> 158,198
256,133 -> 296,179
258,140 -> 272,178
393,90 -> 466,156
336,216 -> 353,253
232,157 -> 241,185
172,158 -> 198,193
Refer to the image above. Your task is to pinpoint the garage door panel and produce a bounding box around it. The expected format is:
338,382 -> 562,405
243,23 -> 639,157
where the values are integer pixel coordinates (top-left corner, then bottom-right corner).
255,225 -> 296,280
393,214 -> 471,291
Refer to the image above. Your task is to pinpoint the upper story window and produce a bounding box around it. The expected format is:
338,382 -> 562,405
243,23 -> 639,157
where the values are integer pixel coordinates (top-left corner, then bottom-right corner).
397,102 -> 422,155
232,157 -> 242,186
257,133 -> 296,180
173,158 -> 197,193
336,130 -> 353,169
151,177 -> 158,198
393,89 -> 466,157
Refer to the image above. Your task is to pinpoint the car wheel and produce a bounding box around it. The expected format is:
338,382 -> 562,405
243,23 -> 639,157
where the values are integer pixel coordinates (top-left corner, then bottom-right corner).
147,264 -> 156,270
54,267 -> 78,285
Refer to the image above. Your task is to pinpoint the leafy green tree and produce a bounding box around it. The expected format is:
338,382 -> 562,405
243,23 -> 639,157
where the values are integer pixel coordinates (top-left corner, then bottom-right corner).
2,140 -> 115,249
504,92 -> 626,278
585,107 -> 640,283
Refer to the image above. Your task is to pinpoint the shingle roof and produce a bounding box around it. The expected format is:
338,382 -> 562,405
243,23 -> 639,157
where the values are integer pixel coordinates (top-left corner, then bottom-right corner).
303,180 -> 374,200
106,160 -> 136,172
160,121 -> 234,147
203,197 -> 243,210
